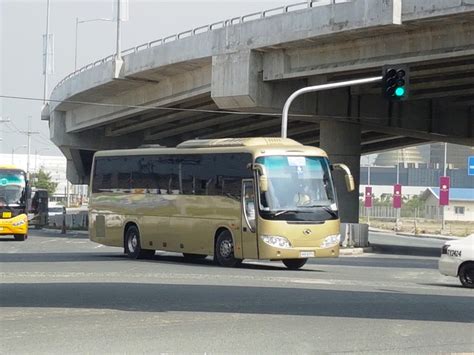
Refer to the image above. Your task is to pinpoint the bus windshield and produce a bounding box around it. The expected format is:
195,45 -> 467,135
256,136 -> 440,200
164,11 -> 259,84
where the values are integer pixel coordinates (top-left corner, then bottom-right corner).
0,170 -> 26,207
256,156 -> 337,219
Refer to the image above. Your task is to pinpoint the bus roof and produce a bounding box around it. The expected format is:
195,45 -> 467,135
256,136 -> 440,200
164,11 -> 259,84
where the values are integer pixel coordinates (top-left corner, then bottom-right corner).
0,165 -> 25,171
176,137 -> 301,148
94,137 -> 327,157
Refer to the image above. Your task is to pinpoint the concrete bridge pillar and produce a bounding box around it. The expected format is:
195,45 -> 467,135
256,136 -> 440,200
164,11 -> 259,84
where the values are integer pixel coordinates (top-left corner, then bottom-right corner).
317,88 -> 361,223
320,120 -> 361,223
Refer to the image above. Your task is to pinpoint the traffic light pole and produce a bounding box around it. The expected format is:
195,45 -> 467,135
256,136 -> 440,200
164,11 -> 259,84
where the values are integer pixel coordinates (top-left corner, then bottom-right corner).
281,76 -> 382,138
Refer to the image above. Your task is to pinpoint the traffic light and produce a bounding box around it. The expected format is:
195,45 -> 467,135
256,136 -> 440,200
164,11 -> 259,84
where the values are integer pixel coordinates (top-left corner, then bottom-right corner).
382,65 -> 409,100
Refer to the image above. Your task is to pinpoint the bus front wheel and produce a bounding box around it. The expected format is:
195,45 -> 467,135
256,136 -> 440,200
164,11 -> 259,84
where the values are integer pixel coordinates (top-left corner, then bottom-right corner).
14,234 -> 27,241
124,225 -> 155,259
215,230 -> 242,267
282,258 -> 307,270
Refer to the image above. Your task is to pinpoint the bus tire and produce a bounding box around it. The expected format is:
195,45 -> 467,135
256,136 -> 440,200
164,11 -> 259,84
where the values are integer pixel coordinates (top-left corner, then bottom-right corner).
459,262 -> 474,288
14,234 -> 27,241
124,225 -> 155,259
215,230 -> 242,267
183,253 -> 207,260
282,258 -> 307,270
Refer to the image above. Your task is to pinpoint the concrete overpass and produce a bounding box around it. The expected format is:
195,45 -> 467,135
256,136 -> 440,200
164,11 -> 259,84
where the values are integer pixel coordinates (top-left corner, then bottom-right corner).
42,0 -> 474,222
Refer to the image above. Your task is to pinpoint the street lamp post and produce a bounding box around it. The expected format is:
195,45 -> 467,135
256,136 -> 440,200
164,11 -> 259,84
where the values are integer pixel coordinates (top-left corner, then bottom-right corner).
74,17 -> 112,71
441,142 -> 448,231
11,145 -> 27,165
366,155 -> 372,226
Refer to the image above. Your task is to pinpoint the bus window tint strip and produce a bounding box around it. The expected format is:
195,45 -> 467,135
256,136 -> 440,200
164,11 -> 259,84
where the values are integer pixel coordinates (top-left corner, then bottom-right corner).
92,153 -> 253,197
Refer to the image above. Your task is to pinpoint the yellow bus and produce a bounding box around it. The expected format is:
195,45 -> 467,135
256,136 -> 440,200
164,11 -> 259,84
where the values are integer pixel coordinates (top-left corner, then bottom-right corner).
89,138 -> 354,269
0,166 -> 29,241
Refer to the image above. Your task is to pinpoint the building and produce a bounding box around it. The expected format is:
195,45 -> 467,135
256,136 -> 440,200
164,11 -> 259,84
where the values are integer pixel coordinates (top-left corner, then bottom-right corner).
430,143 -> 474,169
421,188 -> 474,222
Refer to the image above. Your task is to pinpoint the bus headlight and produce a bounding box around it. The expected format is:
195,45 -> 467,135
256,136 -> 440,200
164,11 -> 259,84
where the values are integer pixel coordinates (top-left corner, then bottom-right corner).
12,220 -> 26,227
261,235 -> 292,249
320,234 -> 340,248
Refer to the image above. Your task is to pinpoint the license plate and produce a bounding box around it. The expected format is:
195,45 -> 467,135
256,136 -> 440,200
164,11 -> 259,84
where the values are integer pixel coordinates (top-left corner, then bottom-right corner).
2,212 -> 11,218
300,251 -> 315,258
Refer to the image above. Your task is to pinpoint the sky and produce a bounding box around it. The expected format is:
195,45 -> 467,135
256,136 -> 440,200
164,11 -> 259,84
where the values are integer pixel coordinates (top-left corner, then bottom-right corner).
0,0 -> 287,157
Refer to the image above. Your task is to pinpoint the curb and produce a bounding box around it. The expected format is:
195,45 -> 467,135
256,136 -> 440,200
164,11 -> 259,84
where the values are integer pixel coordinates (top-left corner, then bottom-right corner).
369,227 -> 463,241
339,247 -> 373,256
395,232 -> 462,241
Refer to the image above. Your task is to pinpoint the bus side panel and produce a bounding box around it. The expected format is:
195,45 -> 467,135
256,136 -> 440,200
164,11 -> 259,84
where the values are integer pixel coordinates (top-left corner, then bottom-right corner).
89,193 -> 128,247
170,195 -> 241,256
139,194 -> 176,251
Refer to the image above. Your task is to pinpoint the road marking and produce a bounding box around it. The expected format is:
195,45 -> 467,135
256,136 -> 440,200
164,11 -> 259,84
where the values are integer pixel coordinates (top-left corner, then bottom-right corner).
290,279 -> 333,285
40,239 -> 59,243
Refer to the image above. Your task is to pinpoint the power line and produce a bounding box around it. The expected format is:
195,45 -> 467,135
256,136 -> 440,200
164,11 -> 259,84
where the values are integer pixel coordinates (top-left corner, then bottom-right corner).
1,94 -> 285,118
0,93 -> 443,123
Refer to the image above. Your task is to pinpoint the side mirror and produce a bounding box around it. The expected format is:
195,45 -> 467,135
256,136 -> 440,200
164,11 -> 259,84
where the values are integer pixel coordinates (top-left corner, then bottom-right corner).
344,174 -> 355,192
259,175 -> 268,193
250,163 -> 268,192
332,163 -> 355,192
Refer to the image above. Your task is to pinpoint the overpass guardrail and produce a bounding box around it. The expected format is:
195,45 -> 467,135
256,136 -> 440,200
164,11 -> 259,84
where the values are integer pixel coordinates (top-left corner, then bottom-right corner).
53,0 -> 350,92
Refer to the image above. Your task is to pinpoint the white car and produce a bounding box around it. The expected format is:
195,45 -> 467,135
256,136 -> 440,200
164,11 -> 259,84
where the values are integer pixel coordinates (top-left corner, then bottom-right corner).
439,235 -> 474,288
48,206 -> 65,217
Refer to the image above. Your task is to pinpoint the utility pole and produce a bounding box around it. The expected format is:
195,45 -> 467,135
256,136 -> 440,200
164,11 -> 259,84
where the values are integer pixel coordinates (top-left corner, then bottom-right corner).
19,117 -> 40,179
113,0 -> 124,78
43,0 -> 51,104
0,118 -> 9,146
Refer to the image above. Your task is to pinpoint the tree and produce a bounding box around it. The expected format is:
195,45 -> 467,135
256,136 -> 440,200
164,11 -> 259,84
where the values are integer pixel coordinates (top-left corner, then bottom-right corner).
31,168 -> 58,195
402,195 -> 425,218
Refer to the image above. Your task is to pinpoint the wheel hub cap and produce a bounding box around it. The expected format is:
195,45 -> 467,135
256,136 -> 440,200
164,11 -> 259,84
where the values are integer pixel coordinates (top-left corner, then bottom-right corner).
220,240 -> 233,258
128,234 -> 137,252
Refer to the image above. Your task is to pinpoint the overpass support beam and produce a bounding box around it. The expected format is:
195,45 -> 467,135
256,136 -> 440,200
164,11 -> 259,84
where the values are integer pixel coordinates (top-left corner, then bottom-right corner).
317,88 -> 361,223
320,120 -> 361,223
211,50 -> 308,113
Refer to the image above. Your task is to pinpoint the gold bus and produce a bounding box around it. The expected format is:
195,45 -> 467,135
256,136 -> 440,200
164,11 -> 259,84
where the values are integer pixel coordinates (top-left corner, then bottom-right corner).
0,166 -> 29,241
89,138 -> 354,269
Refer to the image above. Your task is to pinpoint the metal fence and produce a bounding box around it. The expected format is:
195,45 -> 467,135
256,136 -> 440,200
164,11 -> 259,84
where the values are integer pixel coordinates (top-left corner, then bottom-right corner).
53,0 -> 350,92
359,204 -> 442,220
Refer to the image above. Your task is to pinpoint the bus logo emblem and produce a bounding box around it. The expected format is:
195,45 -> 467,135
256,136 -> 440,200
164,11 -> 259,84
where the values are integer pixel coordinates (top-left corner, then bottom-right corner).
303,229 -> 312,236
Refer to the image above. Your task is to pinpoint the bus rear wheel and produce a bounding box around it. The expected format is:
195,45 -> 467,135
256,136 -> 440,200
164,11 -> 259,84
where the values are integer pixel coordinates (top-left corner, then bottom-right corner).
215,230 -> 242,267
282,258 -> 307,270
124,225 -> 155,259
14,234 -> 27,241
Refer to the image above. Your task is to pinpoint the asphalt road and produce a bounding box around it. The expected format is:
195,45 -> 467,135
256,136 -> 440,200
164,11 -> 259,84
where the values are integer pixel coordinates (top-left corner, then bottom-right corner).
1,230 -> 473,354
369,231 -> 447,257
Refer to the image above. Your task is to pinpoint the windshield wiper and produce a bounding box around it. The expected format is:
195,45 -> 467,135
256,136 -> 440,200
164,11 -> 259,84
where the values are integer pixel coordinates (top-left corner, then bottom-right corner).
273,209 -> 298,216
297,204 -> 339,218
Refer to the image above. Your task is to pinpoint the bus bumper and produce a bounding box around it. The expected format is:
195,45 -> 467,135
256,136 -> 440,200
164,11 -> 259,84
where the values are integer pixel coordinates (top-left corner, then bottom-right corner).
260,245 -> 340,260
0,214 -> 28,236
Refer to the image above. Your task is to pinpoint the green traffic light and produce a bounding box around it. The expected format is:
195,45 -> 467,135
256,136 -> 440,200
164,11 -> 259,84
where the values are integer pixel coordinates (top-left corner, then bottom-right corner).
395,87 -> 405,97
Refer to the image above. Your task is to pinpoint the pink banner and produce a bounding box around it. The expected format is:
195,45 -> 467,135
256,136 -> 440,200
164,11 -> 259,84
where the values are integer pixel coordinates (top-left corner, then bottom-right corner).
364,186 -> 372,208
393,184 -> 402,209
439,176 -> 450,206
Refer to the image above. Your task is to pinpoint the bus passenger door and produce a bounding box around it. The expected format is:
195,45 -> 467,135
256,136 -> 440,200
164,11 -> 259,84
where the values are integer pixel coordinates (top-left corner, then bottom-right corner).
241,180 -> 258,259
